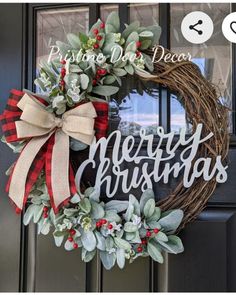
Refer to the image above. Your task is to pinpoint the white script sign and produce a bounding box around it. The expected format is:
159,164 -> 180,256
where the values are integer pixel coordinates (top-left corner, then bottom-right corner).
75,124 -> 228,198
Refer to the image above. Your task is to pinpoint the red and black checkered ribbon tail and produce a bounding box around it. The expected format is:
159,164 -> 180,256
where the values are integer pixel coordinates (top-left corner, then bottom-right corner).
45,134 -> 77,214
0,89 -> 48,212
93,101 -> 109,140
5,143 -> 46,212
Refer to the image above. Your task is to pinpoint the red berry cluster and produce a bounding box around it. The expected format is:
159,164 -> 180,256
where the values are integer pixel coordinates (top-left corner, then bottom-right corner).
135,41 -> 142,58
93,68 -> 107,86
96,219 -> 114,230
15,207 -> 21,214
67,228 -> 78,249
59,60 -> 66,90
136,228 -> 159,253
43,206 -> 49,218
93,22 -> 105,50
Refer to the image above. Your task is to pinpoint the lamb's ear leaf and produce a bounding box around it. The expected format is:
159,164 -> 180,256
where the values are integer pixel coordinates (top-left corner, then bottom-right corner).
147,240 -> 164,263
100,251 -> 116,270
140,189 -> 155,213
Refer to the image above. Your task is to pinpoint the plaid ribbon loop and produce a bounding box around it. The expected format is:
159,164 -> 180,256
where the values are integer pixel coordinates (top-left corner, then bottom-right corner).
0,89 -> 108,213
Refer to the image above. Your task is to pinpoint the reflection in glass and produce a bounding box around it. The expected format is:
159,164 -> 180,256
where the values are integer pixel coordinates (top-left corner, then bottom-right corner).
109,77 -> 159,136
170,3 -> 232,132
36,7 -> 89,66
129,3 -> 159,26
100,4 -> 119,21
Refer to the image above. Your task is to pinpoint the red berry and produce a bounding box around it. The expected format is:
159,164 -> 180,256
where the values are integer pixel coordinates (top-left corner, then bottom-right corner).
146,231 -> 151,237
96,221 -> 102,227
43,212 -> 48,219
95,74 -> 100,80
96,35 -> 102,41
108,224 -> 113,230
93,43 -> 99,49
92,79 -> 97,86
69,229 -> 76,236
153,228 -> 159,234
97,69 -> 102,75
101,219 -> 107,225
100,22 -> 105,29
61,68 -> 66,73
93,29 -> 99,35
43,206 -> 48,212
136,51 -> 141,57
60,60 -> 66,64
73,242 -> 78,249
60,80 -> 65,86
100,69 -> 107,75
68,236 -> 73,242
136,41 -> 142,48
141,239 -> 147,245
137,246 -> 143,253
15,207 -> 21,214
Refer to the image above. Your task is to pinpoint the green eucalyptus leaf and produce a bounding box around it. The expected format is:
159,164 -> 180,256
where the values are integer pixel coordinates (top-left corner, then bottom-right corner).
140,39 -> 152,50
147,239 -> 164,263
158,235 -> 184,254
102,75 -> 116,85
70,193 -> 81,204
92,85 -> 119,96
79,198 -> 91,214
41,220 -> 51,235
140,189 -> 155,213
33,204 -> 44,223
125,32 -> 139,49
104,210 -> 121,223
91,201 -> 105,220
106,12 -> 120,32
53,232 -> 64,247
82,248 -> 96,262
81,230 -> 96,251
116,248 -> 125,269
122,21 -> 140,39
154,231 -> 168,242
105,200 -> 129,213
80,73 -> 89,90
95,231 -> 106,251
105,24 -> 117,34
139,31 -> 153,38
23,205 -> 37,225
100,251 -> 116,270
79,32 -> 89,44
65,239 -> 74,251
114,237 -> 131,251
67,33 -> 81,49
143,53 -> 154,72
143,199 -> 155,218
158,209 -> 183,233
147,207 -> 161,222
112,68 -> 127,77
124,64 -> 134,75
124,222 -> 138,233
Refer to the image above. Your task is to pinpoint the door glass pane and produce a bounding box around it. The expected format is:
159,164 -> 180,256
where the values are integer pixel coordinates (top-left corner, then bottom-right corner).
36,6 -> 89,66
170,3 -> 232,133
129,3 -> 159,26
100,4 -> 119,21
109,77 -> 159,136
107,3 -> 160,136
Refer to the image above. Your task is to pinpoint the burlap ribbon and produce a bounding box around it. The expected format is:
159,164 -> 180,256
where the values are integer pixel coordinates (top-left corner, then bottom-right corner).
9,93 -> 97,210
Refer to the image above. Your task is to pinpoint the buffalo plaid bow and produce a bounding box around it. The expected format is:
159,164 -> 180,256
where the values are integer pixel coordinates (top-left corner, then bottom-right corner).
0,89 -> 108,213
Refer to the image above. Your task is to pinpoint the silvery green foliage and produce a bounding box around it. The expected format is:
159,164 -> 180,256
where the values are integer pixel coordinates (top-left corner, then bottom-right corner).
34,12 -> 162,111
24,181 -> 184,270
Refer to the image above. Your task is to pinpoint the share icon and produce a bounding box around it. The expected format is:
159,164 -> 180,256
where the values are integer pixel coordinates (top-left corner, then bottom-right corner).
181,11 -> 214,44
189,20 -> 203,35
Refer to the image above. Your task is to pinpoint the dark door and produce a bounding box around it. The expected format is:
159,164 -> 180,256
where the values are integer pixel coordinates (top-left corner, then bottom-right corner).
0,3 -> 236,292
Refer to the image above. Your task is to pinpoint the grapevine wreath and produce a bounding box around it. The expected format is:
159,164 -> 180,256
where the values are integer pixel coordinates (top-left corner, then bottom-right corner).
0,12 -> 229,270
